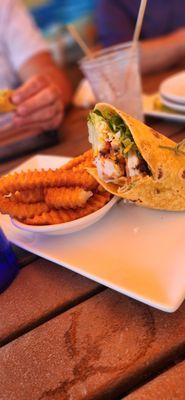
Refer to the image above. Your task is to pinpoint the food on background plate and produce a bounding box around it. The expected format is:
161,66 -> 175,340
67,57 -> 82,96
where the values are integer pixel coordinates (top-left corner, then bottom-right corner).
0,150 -> 111,225
87,103 -> 185,211
154,96 -> 184,114
0,89 -> 16,113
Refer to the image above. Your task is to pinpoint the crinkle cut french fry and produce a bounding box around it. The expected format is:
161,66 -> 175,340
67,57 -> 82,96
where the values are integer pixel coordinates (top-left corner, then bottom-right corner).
72,158 -> 94,171
0,169 -> 97,195
44,187 -> 92,209
10,188 -> 44,203
60,149 -> 93,171
25,192 -> 111,225
0,195 -> 49,220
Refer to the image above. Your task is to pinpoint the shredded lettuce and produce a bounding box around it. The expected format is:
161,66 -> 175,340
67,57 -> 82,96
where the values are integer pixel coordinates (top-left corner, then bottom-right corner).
91,109 -> 141,157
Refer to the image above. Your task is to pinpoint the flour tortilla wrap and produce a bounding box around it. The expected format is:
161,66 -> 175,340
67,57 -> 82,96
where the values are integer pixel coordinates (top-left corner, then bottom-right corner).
87,103 -> 185,211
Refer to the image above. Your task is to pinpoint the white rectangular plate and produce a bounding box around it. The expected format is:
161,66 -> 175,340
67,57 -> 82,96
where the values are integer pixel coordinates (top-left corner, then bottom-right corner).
143,93 -> 185,122
1,155 -> 185,312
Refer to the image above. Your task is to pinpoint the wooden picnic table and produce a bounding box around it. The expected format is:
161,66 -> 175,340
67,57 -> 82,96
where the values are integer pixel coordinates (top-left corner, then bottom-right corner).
0,67 -> 185,400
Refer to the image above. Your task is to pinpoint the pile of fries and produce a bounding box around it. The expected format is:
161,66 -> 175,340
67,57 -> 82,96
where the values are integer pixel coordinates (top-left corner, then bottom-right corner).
0,150 -> 111,225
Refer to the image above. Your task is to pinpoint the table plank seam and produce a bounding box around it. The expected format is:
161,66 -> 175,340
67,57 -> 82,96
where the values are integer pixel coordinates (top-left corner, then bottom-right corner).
170,126 -> 185,140
0,285 -> 105,349
115,343 -> 185,400
12,245 -> 38,269
17,255 -> 38,269
121,359 -> 185,400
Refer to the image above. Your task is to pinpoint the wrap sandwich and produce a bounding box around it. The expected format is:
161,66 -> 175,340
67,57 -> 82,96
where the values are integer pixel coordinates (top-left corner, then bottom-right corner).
87,103 -> 185,211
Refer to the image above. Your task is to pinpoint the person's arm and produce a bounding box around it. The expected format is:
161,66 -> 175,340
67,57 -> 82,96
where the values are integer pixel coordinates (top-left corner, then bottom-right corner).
140,28 -> 185,74
3,0 -> 72,132
95,0 -> 135,46
12,52 -> 72,131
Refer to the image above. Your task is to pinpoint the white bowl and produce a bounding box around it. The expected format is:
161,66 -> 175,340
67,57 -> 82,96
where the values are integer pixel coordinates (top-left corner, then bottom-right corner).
11,195 -> 118,236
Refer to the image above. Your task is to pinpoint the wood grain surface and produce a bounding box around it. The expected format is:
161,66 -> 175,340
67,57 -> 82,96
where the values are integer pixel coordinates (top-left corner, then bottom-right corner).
0,290 -> 185,399
124,360 -> 185,400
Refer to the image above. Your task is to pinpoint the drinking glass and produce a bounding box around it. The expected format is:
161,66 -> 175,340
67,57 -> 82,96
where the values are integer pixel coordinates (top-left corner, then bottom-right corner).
79,42 -> 143,121
0,227 -> 18,292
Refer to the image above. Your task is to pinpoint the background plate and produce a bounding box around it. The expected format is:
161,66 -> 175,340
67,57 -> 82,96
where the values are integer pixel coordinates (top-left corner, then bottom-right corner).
160,95 -> 185,113
143,93 -> 185,122
160,71 -> 185,103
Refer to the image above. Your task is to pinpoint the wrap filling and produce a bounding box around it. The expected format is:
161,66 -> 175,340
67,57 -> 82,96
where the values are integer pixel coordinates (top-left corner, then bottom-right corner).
88,108 -> 150,182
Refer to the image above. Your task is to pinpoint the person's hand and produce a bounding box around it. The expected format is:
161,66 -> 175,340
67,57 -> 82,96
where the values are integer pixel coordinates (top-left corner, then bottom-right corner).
173,28 -> 185,59
12,74 -> 64,131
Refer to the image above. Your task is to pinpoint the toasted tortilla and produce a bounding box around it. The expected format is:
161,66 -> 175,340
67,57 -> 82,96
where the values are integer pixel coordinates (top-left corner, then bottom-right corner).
87,103 -> 185,211
0,90 -> 16,113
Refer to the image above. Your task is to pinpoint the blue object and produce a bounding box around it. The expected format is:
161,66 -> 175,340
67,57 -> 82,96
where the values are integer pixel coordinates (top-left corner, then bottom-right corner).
30,0 -> 98,30
0,228 -> 18,293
